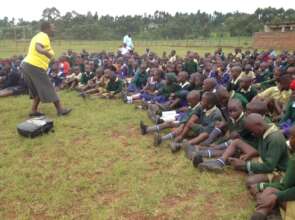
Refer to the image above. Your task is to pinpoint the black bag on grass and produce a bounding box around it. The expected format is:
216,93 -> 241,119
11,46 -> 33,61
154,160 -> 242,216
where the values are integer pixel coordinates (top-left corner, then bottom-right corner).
17,117 -> 54,138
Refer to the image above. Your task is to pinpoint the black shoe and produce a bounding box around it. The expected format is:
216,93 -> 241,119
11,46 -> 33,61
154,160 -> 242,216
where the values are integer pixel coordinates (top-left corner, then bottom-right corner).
154,132 -> 162,146
140,121 -> 147,135
170,142 -> 182,153
250,212 -> 267,220
192,154 -> 204,168
184,142 -> 199,160
57,108 -> 72,116
29,112 -> 45,117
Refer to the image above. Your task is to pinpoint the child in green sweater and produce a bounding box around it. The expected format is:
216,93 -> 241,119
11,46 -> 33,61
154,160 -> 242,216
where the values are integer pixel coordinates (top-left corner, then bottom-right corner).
250,126 -> 295,220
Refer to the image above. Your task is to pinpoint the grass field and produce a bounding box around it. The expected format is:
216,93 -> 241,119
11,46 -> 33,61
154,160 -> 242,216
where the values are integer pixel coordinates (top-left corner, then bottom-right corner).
0,91 -> 255,219
0,37 -> 252,58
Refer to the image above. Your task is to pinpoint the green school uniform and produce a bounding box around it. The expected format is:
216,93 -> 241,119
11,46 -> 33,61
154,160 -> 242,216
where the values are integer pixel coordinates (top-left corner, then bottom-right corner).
230,91 -> 249,109
245,124 -> 288,174
132,71 -> 148,88
237,86 -> 258,102
190,106 -> 224,135
106,78 -> 123,94
258,155 -> 295,202
159,83 -> 181,98
179,103 -> 201,124
80,72 -> 94,85
184,60 -> 198,75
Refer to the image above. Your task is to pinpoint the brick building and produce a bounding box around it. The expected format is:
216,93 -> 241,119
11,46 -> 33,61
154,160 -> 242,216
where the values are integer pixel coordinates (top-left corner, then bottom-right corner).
253,22 -> 295,50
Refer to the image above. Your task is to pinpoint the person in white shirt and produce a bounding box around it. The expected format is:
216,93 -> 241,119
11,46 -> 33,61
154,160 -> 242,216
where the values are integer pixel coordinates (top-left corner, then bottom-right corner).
123,33 -> 134,50
119,43 -> 130,55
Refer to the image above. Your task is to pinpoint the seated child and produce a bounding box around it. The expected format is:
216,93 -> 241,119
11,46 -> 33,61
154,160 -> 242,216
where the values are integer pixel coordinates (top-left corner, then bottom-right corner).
202,78 -> 218,93
100,72 -> 124,99
249,126 -> 295,220
49,62 -> 64,89
255,62 -> 274,88
237,76 -> 257,102
140,90 -> 201,138
157,71 -> 190,111
147,73 -> 181,122
184,52 -> 198,75
196,114 -> 288,189
127,63 -> 148,93
154,92 -> 223,149
227,65 -> 242,92
238,64 -> 256,80
188,72 -> 204,91
126,68 -> 163,103
80,68 -> 105,96
184,99 -> 246,160
256,73 -> 292,117
78,64 -> 94,88
64,66 -> 81,90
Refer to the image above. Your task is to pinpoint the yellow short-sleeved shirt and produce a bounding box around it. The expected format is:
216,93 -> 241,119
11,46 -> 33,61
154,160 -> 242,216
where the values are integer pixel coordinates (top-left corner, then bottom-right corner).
238,71 -> 256,80
258,86 -> 291,105
24,32 -> 54,70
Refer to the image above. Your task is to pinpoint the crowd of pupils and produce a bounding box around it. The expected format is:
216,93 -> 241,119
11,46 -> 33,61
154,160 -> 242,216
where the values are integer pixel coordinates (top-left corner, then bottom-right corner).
2,47 -> 295,219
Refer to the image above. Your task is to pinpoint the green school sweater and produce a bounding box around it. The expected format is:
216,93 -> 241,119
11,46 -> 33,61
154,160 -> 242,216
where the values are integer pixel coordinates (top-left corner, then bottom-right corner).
228,113 -> 249,138
194,106 -> 224,133
184,60 -> 198,75
80,72 -> 94,85
231,91 -> 249,109
236,86 -> 258,102
132,71 -> 148,88
179,103 -> 201,124
259,155 -> 295,202
159,83 -> 181,98
245,125 -> 288,174
106,79 -> 123,94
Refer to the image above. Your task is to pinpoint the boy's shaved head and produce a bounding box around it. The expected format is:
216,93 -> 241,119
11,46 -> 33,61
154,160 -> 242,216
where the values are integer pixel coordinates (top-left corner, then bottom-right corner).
244,113 -> 268,137
202,78 -> 217,92
187,90 -> 201,100
228,99 -> 243,110
246,99 -> 268,115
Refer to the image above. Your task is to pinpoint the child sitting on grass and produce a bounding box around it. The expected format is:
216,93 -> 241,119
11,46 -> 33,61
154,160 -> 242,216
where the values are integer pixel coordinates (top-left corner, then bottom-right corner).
196,114 -> 288,190
100,71 -> 124,99
64,66 -> 81,90
250,126 -> 295,220
125,68 -> 163,103
153,92 -> 223,149
140,90 -> 201,138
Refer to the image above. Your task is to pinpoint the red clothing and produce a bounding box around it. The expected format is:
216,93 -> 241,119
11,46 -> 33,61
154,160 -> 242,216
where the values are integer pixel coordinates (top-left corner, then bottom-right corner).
60,61 -> 70,76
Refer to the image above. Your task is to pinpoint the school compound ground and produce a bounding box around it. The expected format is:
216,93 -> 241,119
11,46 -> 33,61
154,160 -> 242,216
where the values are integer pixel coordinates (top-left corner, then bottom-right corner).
0,91 -> 253,219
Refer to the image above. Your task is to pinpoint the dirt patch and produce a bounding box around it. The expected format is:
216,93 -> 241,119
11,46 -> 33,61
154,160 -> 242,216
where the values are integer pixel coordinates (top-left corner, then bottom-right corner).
161,190 -> 198,208
94,190 -> 128,205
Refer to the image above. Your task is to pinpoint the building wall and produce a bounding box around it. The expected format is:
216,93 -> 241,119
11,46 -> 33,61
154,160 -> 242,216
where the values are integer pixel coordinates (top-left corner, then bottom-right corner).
253,32 -> 295,50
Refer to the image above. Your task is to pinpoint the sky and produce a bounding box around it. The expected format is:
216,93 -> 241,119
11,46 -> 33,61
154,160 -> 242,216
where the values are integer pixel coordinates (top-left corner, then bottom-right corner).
1,0 -> 295,21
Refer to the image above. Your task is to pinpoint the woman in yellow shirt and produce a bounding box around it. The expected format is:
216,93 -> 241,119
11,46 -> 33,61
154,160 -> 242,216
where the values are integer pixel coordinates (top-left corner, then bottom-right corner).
22,21 -> 71,116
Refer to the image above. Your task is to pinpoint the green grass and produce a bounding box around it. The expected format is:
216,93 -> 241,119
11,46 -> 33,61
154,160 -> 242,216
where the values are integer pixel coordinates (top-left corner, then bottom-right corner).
0,38 -> 252,58
0,91 -> 254,219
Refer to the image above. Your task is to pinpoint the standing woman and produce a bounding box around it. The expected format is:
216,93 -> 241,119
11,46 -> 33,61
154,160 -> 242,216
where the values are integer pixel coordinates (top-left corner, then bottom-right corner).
22,21 -> 71,116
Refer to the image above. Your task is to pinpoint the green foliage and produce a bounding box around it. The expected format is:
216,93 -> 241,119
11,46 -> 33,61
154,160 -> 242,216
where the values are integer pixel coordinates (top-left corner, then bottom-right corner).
0,7 -> 295,40
0,92 -> 254,219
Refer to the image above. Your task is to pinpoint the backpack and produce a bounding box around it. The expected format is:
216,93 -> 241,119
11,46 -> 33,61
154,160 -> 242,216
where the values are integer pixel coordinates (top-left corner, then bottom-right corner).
17,117 -> 54,138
